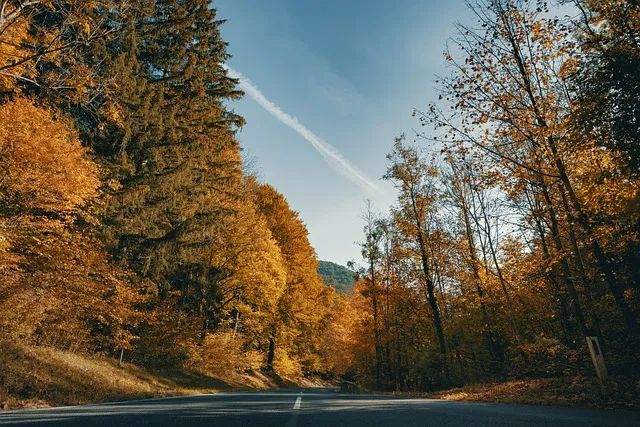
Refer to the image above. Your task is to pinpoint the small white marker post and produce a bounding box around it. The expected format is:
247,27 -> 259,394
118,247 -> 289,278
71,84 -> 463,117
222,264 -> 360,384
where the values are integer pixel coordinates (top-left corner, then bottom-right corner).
586,336 -> 607,393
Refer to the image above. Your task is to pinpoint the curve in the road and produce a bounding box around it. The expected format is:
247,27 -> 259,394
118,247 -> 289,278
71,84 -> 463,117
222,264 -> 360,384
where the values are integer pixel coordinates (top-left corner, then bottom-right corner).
0,388 -> 638,427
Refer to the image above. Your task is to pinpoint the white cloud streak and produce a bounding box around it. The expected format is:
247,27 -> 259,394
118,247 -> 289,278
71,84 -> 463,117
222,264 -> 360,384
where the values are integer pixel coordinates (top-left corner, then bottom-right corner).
224,66 -> 379,193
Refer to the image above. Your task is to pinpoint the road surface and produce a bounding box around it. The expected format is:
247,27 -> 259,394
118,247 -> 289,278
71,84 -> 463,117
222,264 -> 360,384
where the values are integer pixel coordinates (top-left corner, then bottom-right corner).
0,388 -> 637,426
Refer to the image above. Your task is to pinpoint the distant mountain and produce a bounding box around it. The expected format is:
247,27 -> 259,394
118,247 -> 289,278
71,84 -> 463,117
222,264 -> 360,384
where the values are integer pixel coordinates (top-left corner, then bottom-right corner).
318,260 -> 356,294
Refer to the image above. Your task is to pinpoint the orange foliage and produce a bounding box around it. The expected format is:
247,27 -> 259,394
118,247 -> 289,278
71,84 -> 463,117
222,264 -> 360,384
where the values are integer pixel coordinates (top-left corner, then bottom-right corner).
0,98 -> 99,212
0,16 -> 31,92
0,216 -> 143,353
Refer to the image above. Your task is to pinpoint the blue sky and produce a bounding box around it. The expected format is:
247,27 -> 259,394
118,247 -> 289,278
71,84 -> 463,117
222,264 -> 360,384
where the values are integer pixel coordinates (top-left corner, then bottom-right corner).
216,0 -> 471,266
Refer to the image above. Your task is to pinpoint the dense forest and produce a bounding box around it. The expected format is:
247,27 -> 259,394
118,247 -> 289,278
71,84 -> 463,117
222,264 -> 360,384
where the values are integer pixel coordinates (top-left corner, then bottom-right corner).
0,0 -> 639,408
341,0 -> 640,393
0,0 -> 350,403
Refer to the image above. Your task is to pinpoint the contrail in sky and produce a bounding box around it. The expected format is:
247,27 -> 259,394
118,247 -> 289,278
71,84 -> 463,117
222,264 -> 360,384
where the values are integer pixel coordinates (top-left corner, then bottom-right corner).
224,66 -> 379,193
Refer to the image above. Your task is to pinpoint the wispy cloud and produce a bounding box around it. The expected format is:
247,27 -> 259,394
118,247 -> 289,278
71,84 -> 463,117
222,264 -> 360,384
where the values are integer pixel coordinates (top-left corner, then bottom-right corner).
224,66 -> 379,193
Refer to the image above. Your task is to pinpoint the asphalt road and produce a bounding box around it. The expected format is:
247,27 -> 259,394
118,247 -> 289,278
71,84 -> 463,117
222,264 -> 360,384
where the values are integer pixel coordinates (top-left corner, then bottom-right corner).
1,388 -> 638,426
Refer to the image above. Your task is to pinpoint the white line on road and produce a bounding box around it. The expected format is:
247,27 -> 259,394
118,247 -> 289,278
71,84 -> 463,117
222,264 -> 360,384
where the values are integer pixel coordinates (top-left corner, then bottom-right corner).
286,393 -> 303,427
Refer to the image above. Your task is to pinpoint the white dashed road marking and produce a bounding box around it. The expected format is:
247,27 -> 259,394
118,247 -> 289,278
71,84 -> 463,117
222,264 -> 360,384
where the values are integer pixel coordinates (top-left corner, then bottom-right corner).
286,392 -> 303,427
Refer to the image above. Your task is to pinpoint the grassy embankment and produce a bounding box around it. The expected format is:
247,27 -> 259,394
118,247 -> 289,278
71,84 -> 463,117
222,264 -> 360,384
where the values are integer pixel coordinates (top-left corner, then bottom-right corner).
395,376 -> 640,410
0,340 -> 310,410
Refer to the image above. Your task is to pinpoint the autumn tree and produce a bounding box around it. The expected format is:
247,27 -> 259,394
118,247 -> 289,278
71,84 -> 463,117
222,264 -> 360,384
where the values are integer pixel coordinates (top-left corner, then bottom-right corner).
336,0 -> 640,393
0,97 -> 99,213
0,97 -> 141,355
254,183 -> 334,376
359,201 -> 385,389
384,136 -> 449,384
441,157 -> 505,373
416,0 -> 639,338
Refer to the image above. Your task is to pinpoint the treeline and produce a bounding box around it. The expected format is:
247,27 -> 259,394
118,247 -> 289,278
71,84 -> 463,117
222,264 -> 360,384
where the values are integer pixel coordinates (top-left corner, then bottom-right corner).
338,0 -> 640,391
0,0 -> 346,384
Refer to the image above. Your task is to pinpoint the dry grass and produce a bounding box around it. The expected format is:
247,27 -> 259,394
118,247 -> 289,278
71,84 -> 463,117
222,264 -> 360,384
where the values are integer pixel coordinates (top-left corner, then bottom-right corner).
0,339 -> 280,410
415,376 -> 640,410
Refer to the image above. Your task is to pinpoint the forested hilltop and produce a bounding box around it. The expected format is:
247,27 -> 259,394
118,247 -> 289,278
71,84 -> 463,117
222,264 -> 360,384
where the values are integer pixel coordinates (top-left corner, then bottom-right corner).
318,261 -> 356,294
1,0 -> 639,411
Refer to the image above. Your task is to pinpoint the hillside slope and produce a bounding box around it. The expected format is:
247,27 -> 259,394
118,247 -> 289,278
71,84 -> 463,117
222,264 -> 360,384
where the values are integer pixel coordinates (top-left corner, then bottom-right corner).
0,339 -> 286,410
317,261 -> 356,294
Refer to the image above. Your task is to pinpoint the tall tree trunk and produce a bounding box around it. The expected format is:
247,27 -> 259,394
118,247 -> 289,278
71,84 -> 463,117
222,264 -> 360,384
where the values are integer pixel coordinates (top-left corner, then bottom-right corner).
369,257 -> 384,390
475,189 -> 511,304
532,207 -> 575,345
550,140 -> 637,333
434,257 -> 452,320
460,190 -> 500,367
537,177 -> 590,338
265,327 -> 276,372
525,183 -> 579,343
410,188 -> 448,383
558,185 -> 605,341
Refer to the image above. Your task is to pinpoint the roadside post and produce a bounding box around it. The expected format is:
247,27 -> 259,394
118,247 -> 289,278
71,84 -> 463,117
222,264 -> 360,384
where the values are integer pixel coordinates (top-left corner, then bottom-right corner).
585,335 -> 607,392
